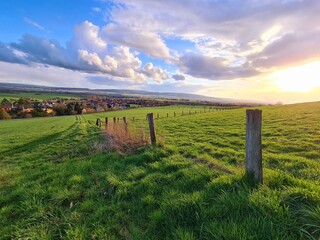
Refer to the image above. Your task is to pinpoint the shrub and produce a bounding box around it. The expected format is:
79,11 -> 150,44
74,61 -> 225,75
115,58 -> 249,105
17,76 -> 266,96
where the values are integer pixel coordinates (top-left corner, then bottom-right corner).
0,107 -> 11,120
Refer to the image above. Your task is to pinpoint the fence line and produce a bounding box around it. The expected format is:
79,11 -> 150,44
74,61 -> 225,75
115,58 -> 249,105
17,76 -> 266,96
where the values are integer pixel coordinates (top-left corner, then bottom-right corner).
95,107 -> 235,125
96,107 -> 264,183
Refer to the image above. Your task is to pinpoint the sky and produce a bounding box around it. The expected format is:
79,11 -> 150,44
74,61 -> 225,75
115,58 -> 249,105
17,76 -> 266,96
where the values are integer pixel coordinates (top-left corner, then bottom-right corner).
0,0 -> 320,104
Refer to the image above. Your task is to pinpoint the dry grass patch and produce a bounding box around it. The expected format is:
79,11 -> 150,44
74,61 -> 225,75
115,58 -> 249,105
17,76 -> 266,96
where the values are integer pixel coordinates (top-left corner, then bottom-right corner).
96,123 -> 149,154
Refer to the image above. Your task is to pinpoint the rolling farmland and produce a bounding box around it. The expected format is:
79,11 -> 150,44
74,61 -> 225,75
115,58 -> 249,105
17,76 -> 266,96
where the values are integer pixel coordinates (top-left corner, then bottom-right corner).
0,103 -> 319,239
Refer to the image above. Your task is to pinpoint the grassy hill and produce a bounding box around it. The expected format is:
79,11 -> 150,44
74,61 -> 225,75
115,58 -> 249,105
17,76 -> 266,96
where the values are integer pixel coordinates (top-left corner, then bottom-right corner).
0,104 -> 319,239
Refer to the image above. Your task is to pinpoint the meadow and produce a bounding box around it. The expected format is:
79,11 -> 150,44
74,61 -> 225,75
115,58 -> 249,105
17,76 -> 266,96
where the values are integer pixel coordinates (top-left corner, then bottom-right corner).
0,92 -> 80,101
0,103 -> 319,239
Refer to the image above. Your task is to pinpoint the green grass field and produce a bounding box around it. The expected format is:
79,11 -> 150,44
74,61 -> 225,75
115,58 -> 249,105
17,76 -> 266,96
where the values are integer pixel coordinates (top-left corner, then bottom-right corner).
0,92 -> 81,101
0,103 -> 319,239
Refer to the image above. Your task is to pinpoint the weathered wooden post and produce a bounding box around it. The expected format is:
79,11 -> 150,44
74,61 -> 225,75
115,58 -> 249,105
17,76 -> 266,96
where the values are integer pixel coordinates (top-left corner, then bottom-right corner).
246,109 -> 263,183
113,117 -> 116,124
147,113 -> 156,145
123,117 -> 128,132
96,118 -> 100,126
167,113 -> 169,118
105,117 -> 108,129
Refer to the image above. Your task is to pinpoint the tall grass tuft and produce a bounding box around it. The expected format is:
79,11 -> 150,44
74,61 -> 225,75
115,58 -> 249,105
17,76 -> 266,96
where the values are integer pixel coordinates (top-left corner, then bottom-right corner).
298,205 -> 320,239
101,122 -> 149,154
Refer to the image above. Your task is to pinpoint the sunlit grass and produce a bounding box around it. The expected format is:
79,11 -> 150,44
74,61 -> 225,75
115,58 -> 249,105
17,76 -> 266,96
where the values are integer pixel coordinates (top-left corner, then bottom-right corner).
0,103 -> 319,239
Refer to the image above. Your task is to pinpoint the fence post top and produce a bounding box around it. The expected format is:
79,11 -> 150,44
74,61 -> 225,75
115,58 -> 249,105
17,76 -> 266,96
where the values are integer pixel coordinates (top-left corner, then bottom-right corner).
246,109 -> 262,115
246,109 -> 262,112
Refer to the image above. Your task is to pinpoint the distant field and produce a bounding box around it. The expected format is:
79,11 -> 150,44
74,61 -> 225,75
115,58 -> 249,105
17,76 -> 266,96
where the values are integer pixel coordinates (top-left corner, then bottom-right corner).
0,92 -> 81,100
0,103 -> 319,239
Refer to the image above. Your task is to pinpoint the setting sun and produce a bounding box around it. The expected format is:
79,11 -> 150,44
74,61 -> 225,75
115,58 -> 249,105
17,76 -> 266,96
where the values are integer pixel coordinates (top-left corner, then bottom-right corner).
272,61 -> 320,92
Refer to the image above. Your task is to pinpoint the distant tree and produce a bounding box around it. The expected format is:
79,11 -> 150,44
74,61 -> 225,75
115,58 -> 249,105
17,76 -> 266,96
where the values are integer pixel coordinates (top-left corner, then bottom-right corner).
0,107 -> 11,120
33,102 -> 42,112
66,103 -> 74,115
53,104 -> 67,116
74,102 -> 82,114
17,98 -> 26,106
1,98 -> 11,107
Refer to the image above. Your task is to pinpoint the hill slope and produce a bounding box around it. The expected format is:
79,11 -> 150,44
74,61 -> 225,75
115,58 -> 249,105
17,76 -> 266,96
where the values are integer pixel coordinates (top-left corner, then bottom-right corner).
0,103 -> 319,239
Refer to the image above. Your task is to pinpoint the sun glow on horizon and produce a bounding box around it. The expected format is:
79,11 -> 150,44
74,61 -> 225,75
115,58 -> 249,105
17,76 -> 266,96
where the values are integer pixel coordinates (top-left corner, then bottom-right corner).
272,61 -> 320,92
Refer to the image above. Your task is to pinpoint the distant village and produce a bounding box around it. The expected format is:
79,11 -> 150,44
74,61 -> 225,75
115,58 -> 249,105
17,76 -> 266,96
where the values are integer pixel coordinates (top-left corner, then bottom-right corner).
0,96 -> 178,119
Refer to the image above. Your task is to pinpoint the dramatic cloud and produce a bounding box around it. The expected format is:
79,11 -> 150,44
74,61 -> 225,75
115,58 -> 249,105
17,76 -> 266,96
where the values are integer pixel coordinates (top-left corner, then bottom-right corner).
11,35 -> 74,68
250,31 -> 320,69
0,21 -> 168,84
69,21 -> 107,54
141,62 -> 169,83
102,24 -> 171,59
0,42 -> 29,64
179,53 -> 258,80
109,0 -> 320,76
172,74 -> 185,81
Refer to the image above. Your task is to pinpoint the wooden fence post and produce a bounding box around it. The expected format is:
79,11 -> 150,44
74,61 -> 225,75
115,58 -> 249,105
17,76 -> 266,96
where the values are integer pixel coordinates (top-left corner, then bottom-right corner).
167,113 -> 169,118
147,113 -> 156,145
105,117 -> 108,128
113,117 -> 116,124
96,118 -> 100,126
246,109 -> 263,183
123,117 -> 128,132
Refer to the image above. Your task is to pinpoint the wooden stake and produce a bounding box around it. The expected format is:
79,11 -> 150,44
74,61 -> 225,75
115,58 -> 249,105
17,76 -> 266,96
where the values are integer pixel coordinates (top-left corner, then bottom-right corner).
147,113 -> 156,145
123,117 -> 128,132
246,109 -> 263,183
